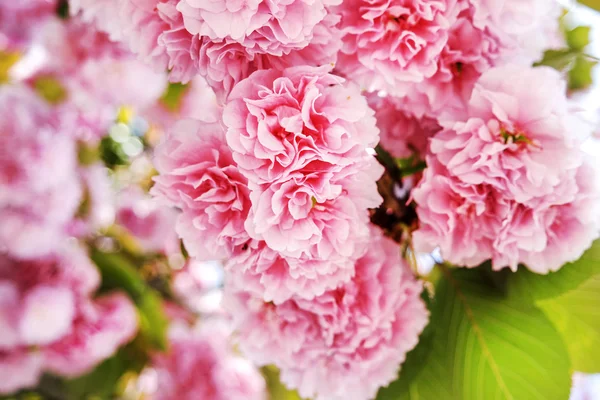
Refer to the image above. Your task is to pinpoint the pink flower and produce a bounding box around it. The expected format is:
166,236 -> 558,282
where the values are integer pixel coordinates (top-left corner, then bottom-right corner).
431,65 -> 584,205
469,0 -> 562,65
177,0 -> 341,97
148,323 -> 266,400
413,156 -> 600,273
223,66 -> 380,186
333,0 -> 458,95
144,76 -> 221,131
116,185 -> 179,254
412,66 -> 600,273
0,350 -> 43,395
412,156 -> 505,267
44,293 -> 138,377
238,160 -> 383,300
0,246 -> 138,392
225,227 -> 429,400
0,0 -> 57,48
0,86 -> 82,258
69,0 -> 125,41
368,93 -> 441,159
177,0 -> 331,52
151,118 -> 251,260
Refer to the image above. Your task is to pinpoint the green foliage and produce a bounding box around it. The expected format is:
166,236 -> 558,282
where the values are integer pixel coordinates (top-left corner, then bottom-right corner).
378,266 -> 573,400
578,0 -> 600,11
262,366 -> 303,400
160,82 -> 190,112
538,276 -> 600,373
99,136 -> 130,167
33,76 -> 68,105
91,249 -> 169,351
535,22 -> 597,91
510,241 -> 600,302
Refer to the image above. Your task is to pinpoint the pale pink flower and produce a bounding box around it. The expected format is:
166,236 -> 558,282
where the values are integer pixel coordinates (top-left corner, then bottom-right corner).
240,160 -> 383,300
412,156 -> 505,267
177,0 -> 331,52
148,323 -> 266,400
0,0 -> 57,48
225,227 -> 429,400
0,246 -> 138,391
0,86 -> 81,258
177,0 -> 341,97
223,66 -> 380,186
44,293 -> 138,376
0,350 -> 43,395
152,118 -> 251,260
144,76 -> 221,131
69,0 -> 125,41
116,185 -> 179,254
368,93 -> 441,159
469,0 -> 562,65
333,0 -> 458,95
413,156 -> 600,273
0,245 -> 101,350
431,65 -> 584,205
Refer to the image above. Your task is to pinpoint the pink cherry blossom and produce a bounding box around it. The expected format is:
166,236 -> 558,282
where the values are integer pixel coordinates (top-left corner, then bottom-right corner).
368,93 -> 441,159
413,66 -> 600,272
0,246 -> 138,392
144,76 -> 221,131
0,350 -> 43,395
152,118 -> 251,260
225,227 -> 429,400
44,293 -> 138,376
69,0 -> 125,41
240,159 -> 383,298
223,65 -> 380,186
148,322 -> 266,400
0,86 -> 82,258
413,155 -> 600,273
116,185 -> 179,254
431,65 -> 585,206
333,0 -> 459,95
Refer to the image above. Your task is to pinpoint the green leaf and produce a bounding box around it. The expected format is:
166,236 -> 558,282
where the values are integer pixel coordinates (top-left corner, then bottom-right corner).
377,294 -> 453,400
437,268 -> 572,400
160,82 -> 190,112
566,26 -> 591,52
538,276 -> 600,373
64,352 -> 128,399
569,55 -> 597,91
578,0 -> 600,12
262,366 -> 303,400
91,250 -> 169,351
388,268 -> 572,400
510,240 -> 600,302
534,49 -> 577,72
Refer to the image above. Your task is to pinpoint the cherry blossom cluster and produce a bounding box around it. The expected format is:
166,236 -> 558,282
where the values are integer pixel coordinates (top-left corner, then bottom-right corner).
4,0 -> 600,399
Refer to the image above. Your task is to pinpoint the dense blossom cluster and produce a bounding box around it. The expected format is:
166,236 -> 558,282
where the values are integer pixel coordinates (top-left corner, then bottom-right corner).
2,0 -> 600,399
0,245 -> 137,394
145,320 -> 266,400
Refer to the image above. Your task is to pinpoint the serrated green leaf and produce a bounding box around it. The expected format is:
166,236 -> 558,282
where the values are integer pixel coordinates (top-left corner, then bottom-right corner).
262,366 -> 303,400
535,49 -> 577,71
91,250 -> 169,351
511,241 -> 600,302
569,55 -> 597,90
538,276 -> 600,373
567,26 -> 591,52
